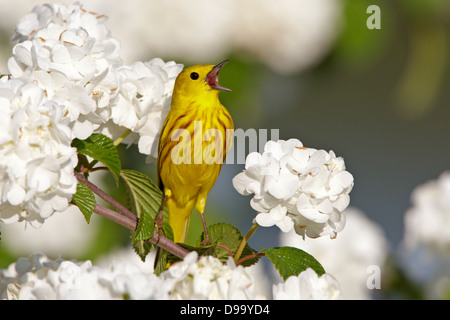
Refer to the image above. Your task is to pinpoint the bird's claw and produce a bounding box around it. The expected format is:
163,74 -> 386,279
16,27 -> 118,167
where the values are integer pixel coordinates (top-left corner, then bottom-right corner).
200,236 -> 211,247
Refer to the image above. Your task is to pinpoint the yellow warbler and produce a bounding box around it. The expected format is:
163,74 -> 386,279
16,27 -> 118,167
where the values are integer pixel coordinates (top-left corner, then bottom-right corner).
157,60 -> 234,244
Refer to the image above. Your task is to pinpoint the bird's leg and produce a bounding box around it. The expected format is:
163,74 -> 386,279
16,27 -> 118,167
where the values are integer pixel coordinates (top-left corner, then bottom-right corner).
196,196 -> 211,246
155,195 -> 168,239
200,212 -> 211,247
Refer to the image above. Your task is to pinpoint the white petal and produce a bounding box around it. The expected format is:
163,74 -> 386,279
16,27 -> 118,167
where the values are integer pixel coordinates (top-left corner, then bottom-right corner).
244,152 -> 262,169
307,150 -> 329,174
298,207 -> 321,223
51,44 -> 72,64
276,216 -> 294,233
265,168 -> 299,200
332,194 -> 350,212
137,135 -> 158,158
257,193 -> 280,210
13,42 -> 33,68
245,163 -> 266,181
316,198 -> 333,214
246,181 -> 262,196
232,172 -> 256,196
7,57 -> 26,78
250,198 -> 266,212
71,118 -> 96,140
111,97 -> 139,129
283,148 -> 309,174
76,56 -> 96,77
296,194 -> 329,223
59,30 -> 85,47
255,212 -> 277,227
27,157 -> 59,192
270,204 -> 287,220
264,140 -> 284,161
21,83 -> 46,106
334,171 -> 354,189
281,138 -> 303,154
302,170 -> 330,195
7,183 -> 26,205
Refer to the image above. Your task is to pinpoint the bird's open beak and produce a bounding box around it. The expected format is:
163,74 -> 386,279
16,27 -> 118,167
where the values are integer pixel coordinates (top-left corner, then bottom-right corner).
206,60 -> 231,92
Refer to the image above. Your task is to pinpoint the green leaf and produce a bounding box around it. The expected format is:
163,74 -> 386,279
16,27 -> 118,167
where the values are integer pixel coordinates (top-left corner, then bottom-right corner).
207,223 -> 242,249
120,169 -> 170,261
132,211 -> 155,262
72,182 -> 96,223
261,246 -> 325,280
207,223 -> 260,267
153,248 -> 168,276
72,133 -> 121,184
152,220 -> 176,275
132,210 -> 154,242
133,239 -> 155,263
120,169 -> 167,220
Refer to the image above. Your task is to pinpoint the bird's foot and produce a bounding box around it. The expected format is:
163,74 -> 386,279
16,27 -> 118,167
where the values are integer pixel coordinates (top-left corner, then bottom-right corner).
200,236 -> 211,247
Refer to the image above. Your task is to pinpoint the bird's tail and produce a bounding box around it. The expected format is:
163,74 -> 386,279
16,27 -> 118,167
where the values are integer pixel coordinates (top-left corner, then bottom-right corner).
167,197 -> 195,243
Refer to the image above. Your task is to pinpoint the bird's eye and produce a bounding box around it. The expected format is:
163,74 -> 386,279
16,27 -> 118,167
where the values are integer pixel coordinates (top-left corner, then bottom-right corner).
190,72 -> 199,80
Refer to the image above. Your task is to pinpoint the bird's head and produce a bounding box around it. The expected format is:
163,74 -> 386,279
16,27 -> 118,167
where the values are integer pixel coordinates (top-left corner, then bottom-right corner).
172,60 -> 231,103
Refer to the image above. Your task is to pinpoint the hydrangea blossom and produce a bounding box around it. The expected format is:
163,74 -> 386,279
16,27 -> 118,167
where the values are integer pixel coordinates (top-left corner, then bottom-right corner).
160,252 -> 257,300
7,2 -> 183,152
109,58 -> 183,160
0,3 -> 183,226
233,139 -> 354,239
0,253 -> 168,300
233,0 -> 341,74
82,0 -> 341,75
273,268 -> 340,300
0,252 -> 256,300
280,207 -> 388,299
403,171 -> 450,253
8,2 -> 122,140
1,251 -> 345,300
0,77 -> 77,226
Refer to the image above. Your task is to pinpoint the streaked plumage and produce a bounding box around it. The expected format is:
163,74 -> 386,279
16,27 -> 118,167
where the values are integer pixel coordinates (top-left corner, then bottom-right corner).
157,60 -> 233,243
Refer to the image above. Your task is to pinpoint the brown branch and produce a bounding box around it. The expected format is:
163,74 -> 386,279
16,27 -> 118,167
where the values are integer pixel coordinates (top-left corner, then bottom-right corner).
75,170 -> 136,221
94,203 -> 137,231
215,243 -> 234,258
146,234 -> 190,258
235,252 -> 265,266
93,203 -> 189,259
74,170 -> 189,260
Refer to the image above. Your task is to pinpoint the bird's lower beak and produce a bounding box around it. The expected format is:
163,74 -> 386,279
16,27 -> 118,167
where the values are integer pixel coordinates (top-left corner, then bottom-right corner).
206,60 -> 231,92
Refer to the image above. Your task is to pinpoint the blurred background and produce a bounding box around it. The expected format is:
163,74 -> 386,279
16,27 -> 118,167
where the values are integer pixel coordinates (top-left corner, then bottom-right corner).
1,0 -> 449,299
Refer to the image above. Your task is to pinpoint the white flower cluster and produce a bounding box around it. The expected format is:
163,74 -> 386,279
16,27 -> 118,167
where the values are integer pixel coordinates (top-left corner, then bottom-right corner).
403,171 -> 450,253
0,1 -> 341,75
0,78 -> 77,226
233,139 -> 354,239
79,0 -> 340,75
273,268 -> 340,300
0,3 -> 183,225
0,253 -> 169,299
110,59 -> 183,158
8,2 -> 183,144
8,2 -> 121,140
281,207 -> 388,299
161,252 -> 257,300
0,251 -> 340,300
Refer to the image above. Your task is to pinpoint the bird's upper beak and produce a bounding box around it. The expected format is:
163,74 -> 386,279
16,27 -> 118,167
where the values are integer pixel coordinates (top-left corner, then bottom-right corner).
206,60 -> 231,92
